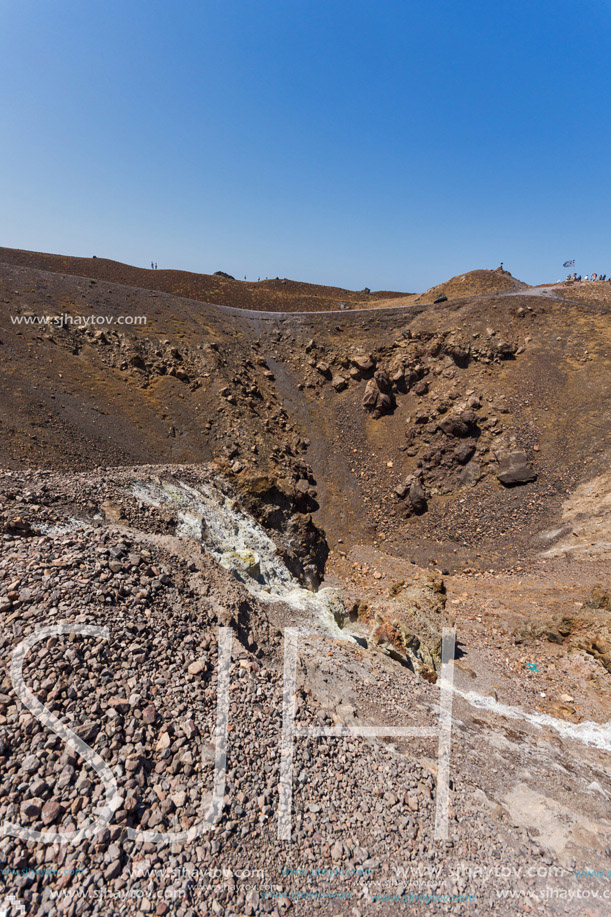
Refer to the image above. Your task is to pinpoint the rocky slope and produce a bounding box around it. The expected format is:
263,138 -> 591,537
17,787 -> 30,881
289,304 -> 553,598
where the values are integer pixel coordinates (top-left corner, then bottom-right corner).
1,257 -> 609,571
1,465 -> 611,916
1,251 -> 610,915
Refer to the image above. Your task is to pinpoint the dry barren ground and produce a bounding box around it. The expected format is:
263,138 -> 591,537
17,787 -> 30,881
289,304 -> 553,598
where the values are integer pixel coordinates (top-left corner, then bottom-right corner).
0,250 -> 610,916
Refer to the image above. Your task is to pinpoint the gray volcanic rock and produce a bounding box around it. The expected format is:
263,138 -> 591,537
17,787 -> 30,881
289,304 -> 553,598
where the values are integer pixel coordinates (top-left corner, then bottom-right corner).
440,415 -> 470,437
454,442 -> 476,464
496,451 -> 537,485
458,460 -> 481,486
409,480 -> 427,513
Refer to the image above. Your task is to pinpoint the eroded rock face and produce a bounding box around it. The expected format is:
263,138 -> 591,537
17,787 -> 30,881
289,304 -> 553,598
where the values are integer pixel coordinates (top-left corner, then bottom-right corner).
235,474 -> 329,589
363,571 -> 453,680
496,451 -> 537,486
514,586 -> 611,673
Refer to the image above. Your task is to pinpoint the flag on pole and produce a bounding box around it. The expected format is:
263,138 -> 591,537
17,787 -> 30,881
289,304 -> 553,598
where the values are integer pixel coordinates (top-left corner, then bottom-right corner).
563,260 -> 575,267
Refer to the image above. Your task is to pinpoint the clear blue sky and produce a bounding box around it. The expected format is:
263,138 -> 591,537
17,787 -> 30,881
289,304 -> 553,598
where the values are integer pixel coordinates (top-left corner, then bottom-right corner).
1,0 -> 610,292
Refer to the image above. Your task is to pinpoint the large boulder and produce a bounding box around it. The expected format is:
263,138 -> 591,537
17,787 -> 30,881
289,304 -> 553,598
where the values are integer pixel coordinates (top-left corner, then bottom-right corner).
440,410 -> 478,438
395,473 -> 428,514
2,516 -> 35,537
362,369 -> 395,418
440,415 -> 470,437
404,363 -> 425,390
454,442 -> 476,465
496,451 -> 537,486
458,461 -> 481,486
496,340 -> 518,359
445,341 -> 471,367
366,572 -> 454,679
408,480 -> 427,514
350,352 -> 374,373
363,378 -> 381,410
374,368 -> 392,393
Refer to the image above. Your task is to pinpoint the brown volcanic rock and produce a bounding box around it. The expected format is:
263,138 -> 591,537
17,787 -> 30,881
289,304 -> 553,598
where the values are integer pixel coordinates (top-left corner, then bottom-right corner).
6,463 -> 610,913
350,351 -> 375,373
408,479 -> 427,514
514,585 -> 611,674
366,571 -> 453,678
1,249 -> 611,914
362,368 -> 395,418
234,473 -> 328,589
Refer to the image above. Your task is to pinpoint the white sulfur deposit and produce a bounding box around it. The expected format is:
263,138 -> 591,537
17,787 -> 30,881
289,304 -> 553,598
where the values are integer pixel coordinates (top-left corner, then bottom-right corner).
132,478 -> 346,636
